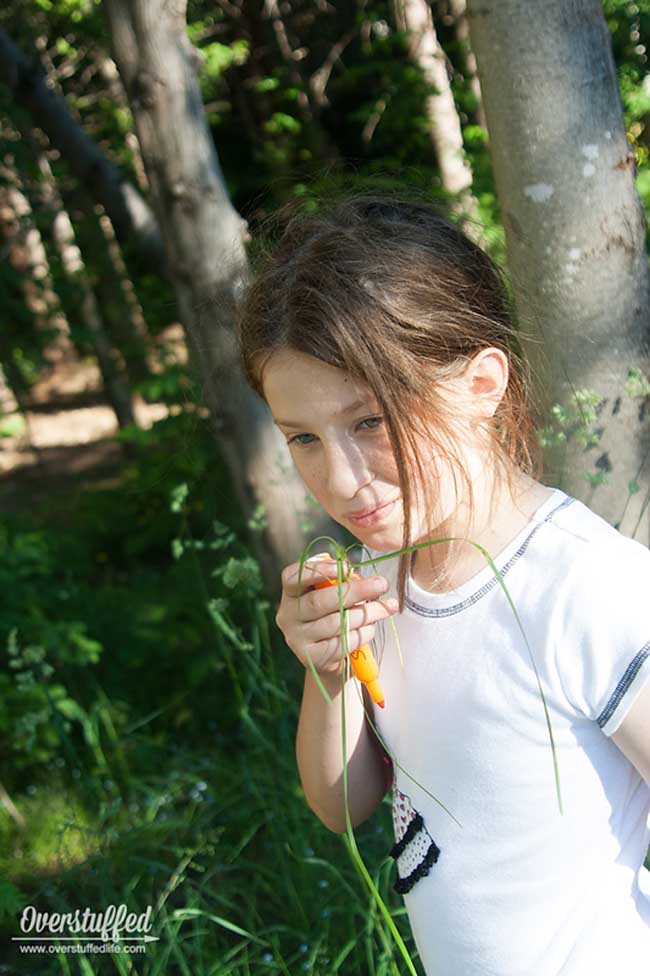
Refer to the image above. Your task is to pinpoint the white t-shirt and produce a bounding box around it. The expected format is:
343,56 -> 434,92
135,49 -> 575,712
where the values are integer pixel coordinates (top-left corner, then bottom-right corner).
365,488 -> 650,975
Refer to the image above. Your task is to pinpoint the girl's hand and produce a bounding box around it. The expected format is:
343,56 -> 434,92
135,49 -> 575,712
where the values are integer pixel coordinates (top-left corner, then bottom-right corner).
275,553 -> 399,675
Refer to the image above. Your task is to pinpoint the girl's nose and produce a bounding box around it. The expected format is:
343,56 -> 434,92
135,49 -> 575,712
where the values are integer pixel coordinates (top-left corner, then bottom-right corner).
323,440 -> 372,500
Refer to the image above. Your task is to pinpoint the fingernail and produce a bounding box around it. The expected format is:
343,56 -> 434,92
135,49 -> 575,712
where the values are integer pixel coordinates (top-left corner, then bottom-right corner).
306,552 -> 331,563
371,578 -> 388,593
386,598 -> 399,611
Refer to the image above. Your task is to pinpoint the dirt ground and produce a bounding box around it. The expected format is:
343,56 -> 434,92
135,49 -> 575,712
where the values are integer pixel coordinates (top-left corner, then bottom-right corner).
0,337 -> 176,513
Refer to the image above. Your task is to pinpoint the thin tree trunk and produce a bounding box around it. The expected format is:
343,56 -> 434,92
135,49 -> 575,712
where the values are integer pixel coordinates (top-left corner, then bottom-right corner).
394,0 -> 479,226
95,213 -> 152,387
467,0 -> 650,540
447,0 -> 486,130
10,102 -> 139,432
0,780 -> 25,830
0,28 -> 164,271
36,155 -> 137,430
0,363 -> 19,415
0,181 -> 64,344
0,160 -> 70,361
104,0 -> 345,597
0,169 -> 57,450
65,197 -> 153,389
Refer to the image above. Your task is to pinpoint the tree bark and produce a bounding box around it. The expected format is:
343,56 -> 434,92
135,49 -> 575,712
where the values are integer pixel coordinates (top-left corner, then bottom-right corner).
467,0 -> 650,540
0,28 -> 164,272
447,0 -> 486,130
35,153 -> 137,430
394,0 -> 479,225
103,0 -> 345,597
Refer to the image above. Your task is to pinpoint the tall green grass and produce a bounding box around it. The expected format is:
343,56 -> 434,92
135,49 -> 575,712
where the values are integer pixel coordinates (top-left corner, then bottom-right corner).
0,447 -> 420,975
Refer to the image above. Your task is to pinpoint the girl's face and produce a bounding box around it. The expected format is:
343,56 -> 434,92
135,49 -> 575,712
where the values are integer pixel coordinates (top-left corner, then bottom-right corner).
262,349 -> 487,551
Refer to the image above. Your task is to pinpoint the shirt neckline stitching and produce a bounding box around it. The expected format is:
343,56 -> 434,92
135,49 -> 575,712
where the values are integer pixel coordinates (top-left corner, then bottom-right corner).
404,495 -> 575,618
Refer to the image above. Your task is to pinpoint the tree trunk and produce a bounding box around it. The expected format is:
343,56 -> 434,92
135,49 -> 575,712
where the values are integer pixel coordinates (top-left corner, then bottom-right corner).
0,167 -> 59,449
0,160 -> 70,361
394,0 -> 479,226
35,153 -> 137,430
94,213 -> 153,388
0,182 -> 63,343
0,28 -> 164,272
447,0 -> 486,130
66,198 -> 153,389
104,0 -> 345,598
467,0 -> 650,541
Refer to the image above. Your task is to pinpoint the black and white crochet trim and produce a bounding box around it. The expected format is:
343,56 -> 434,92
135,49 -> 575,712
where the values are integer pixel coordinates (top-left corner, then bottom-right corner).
389,811 -> 441,893
392,838 -> 441,894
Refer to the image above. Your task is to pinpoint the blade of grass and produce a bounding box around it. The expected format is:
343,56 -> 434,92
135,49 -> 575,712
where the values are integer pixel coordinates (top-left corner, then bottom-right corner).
333,552 -> 420,976
171,907 -> 270,947
292,528 -> 563,974
355,536 -> 563,815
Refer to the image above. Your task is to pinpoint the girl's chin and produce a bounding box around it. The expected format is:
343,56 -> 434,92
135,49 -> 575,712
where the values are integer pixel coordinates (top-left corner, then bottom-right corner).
352,523 -> 403,551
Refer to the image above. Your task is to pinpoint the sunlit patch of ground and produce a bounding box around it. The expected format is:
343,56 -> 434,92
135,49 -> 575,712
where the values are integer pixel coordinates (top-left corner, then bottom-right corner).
0,327 -> 185,508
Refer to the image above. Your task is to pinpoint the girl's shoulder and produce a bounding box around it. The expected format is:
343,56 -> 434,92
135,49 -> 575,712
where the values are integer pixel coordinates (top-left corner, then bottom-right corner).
541,494 -> 650,734
539,492 -> 650,627
544,491 -> 650,570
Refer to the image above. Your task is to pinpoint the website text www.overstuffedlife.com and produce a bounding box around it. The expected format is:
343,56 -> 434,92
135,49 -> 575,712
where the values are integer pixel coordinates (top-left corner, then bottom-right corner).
12,903 -> 159,955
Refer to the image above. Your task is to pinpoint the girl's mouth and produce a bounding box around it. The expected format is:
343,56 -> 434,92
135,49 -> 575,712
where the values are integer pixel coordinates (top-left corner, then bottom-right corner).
346,498 -> 397,527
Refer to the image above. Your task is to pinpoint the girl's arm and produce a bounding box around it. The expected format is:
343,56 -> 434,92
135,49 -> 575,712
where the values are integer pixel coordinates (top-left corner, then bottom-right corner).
296,665 -> 391,833
611,678 -> 650,787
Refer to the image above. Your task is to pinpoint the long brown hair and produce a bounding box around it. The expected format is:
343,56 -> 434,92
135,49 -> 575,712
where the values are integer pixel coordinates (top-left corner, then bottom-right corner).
236,192 -> 542,608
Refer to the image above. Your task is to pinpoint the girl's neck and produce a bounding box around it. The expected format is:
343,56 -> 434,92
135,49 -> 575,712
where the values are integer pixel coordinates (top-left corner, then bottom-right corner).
411,469 -> 554,595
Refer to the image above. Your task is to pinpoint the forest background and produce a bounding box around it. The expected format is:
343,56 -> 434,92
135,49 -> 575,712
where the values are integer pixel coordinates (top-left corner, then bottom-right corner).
1,1 -> 650,973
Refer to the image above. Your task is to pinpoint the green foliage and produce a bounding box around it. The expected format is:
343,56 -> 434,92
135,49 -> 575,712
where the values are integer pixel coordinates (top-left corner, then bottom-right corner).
199,39 -> 249,80
0,412 -> 25,438
34,0 -> 98,19
0,415 -> 418,974
0,880 -> 27,922
625,364 -> 650,397
537,389 -> 604,452
135,362 -> 195,404
2,2 -> 650,969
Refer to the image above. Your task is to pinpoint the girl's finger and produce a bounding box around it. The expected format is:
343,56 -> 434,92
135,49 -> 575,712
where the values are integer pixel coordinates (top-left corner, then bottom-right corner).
304,623 -> 378,669
281,558 -> 352,596
306,597 -> 399,644
294,574 -> 389,622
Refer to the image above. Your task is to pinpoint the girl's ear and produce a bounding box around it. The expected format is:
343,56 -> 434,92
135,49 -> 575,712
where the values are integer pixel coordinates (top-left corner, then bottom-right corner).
466,348 -> 509,421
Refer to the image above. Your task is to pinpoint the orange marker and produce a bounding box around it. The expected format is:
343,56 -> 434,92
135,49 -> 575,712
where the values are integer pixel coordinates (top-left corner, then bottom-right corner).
313,575 -> 386,708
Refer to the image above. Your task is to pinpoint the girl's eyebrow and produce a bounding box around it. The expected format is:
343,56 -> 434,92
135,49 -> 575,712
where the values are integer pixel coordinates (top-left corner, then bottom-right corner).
274,396 -> 371,428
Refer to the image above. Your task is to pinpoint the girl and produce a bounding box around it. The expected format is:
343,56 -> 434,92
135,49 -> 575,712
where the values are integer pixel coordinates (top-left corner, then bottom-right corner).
236,195 -> 650,975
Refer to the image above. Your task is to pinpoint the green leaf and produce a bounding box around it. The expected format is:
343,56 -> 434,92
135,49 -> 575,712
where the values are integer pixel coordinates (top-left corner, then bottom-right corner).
254,77 -> 280,92
264,112 -> 302,135
625,366 -> 650,398
200,40 -> 249,80
0,413 -> 25,439
0,880 -> 28,921
170,483 -> 189,513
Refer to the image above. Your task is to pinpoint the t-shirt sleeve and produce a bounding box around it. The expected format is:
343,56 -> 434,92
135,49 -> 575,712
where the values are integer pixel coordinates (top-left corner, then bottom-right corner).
553,535 -> 650,736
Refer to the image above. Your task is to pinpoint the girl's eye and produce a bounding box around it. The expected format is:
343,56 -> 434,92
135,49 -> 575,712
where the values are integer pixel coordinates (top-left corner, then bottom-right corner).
287,417 -> 383,448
